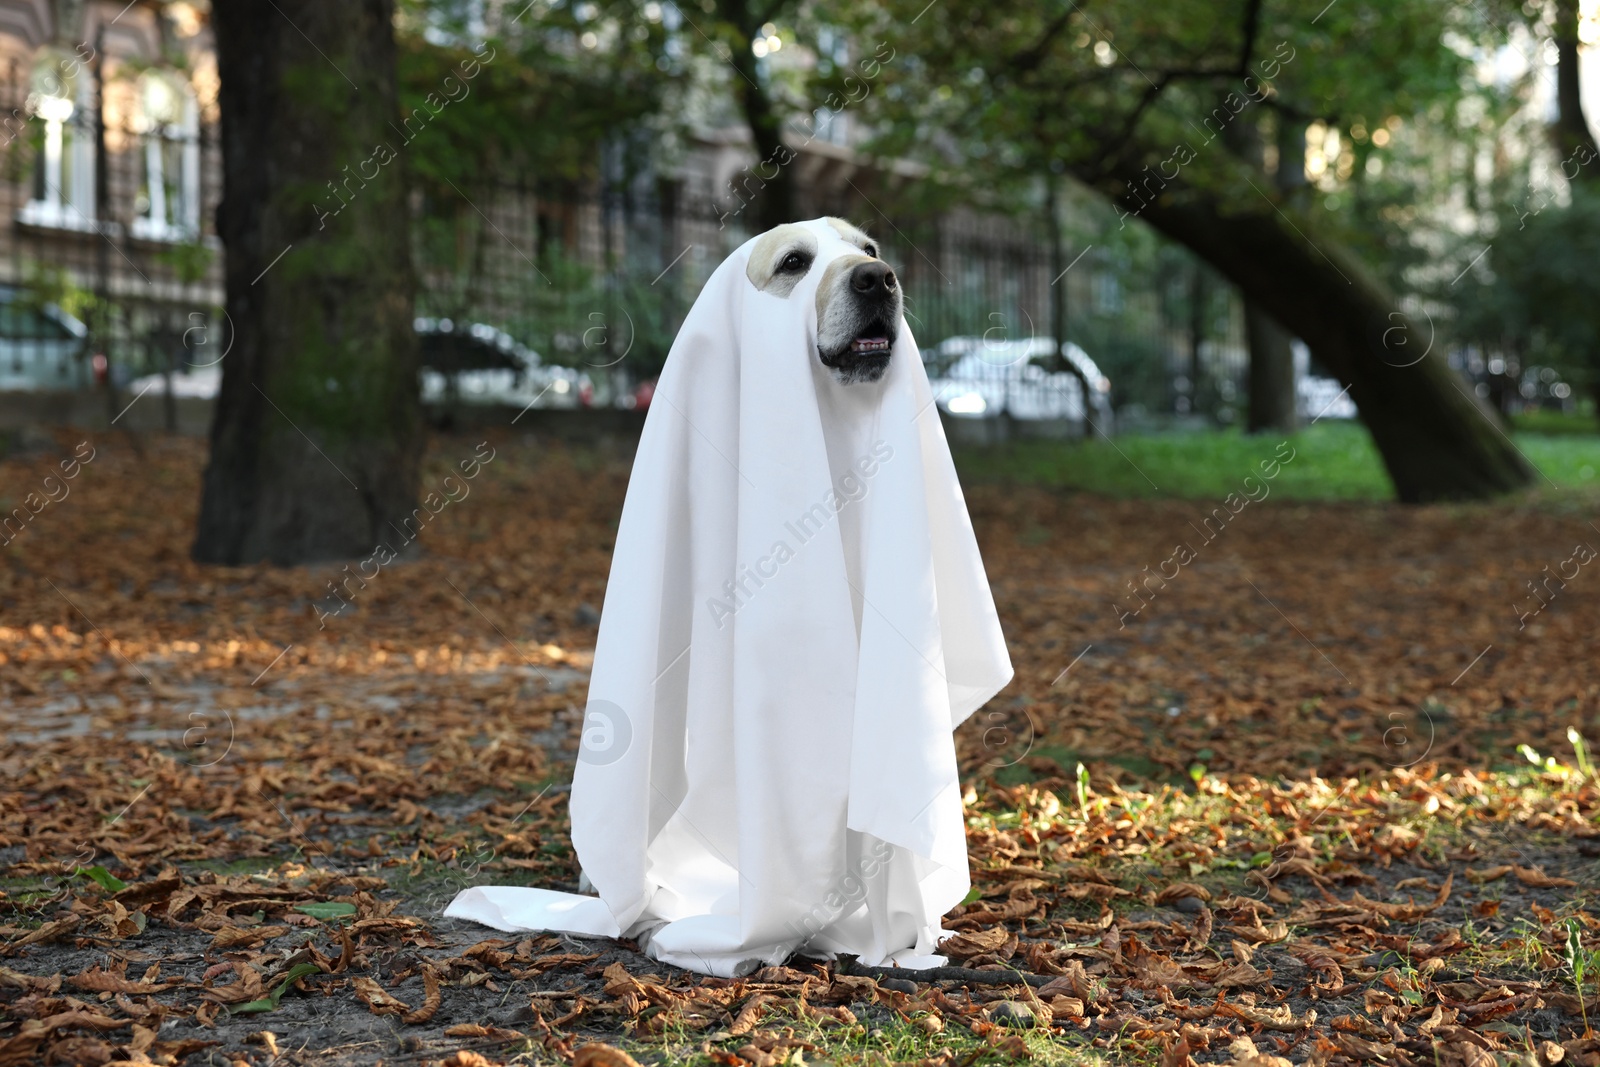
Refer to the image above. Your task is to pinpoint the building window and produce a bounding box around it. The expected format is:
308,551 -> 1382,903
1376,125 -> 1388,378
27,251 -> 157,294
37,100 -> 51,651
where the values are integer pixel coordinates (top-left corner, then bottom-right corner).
131,74 -> 200,241
19,70 -> 97,231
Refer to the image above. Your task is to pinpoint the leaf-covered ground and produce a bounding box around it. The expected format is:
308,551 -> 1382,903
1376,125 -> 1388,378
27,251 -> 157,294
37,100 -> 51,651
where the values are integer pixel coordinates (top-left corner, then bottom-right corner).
1,428 -> 1598,1067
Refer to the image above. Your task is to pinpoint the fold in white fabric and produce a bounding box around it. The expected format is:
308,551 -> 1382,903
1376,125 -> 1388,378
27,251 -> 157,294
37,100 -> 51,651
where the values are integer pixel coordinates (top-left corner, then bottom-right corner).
446,219 -> 1013,977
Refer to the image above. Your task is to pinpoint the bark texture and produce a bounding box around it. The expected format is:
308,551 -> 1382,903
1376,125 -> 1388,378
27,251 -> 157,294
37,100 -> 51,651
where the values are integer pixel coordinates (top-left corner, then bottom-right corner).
195,0 -> 422,565
1553,0 -> 1600,178
1245,301 -> 1297,434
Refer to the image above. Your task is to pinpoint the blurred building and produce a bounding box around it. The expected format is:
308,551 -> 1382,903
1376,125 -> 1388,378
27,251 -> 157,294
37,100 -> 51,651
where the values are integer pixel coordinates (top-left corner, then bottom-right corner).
0,0 -> 221,395
0,2 -> 1256,429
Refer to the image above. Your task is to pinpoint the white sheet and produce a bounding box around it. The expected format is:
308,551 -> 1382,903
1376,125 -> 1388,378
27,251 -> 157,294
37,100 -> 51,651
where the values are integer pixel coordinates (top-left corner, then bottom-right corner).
446,218 -> 1012,976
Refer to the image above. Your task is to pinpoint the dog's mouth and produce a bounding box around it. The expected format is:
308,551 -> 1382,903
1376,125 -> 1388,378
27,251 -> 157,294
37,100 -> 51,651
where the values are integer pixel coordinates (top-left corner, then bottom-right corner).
848,329 -> 893,357
821,319 -> 898,383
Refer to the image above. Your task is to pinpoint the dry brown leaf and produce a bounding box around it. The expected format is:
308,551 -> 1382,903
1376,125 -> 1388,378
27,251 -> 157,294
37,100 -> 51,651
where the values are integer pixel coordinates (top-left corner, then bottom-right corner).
201,962 -> 264,1005
67,965 -> 181,994
939,925 -> 1010,957
439,1053 -> 503,1067
1333,1031 -> 1394,1060
1047,995 -> 1085,1018
1514,865 -> 1578,888
211,924 -> 290,949
728,993 -> 773,1037
573,1043 -> 644,1067
402,965 -> 442,1025
4,913 -> 79,949
0,965 -> 59,992
1221,1001 -> 1316,1032
1156,883 -> 1213,904
445,1023 -> 526,1039
351,975 -> 410,1016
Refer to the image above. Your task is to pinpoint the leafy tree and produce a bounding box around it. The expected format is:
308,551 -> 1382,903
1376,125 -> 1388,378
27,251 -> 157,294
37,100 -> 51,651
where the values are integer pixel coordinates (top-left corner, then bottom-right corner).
1408,1 -> 1600,422
394,1 -> 686,379
394,0 -> 683,190
811,0 -> 1535,501
1475,189 -> 1600,416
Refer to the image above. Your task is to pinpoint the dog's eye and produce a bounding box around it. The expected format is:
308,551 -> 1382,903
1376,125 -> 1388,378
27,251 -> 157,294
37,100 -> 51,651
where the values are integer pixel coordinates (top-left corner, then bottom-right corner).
777,251 -> 812,274
862,243 -> 879,258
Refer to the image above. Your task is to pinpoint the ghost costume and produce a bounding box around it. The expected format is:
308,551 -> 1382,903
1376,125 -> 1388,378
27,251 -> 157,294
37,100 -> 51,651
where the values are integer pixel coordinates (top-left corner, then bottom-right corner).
445,219 -> 1012,977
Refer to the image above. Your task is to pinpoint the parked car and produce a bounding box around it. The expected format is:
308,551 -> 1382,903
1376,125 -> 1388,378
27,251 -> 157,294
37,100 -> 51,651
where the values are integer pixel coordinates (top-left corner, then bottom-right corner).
926,336 -> 1113,429
124,363 -> 222,398
415,317 -> 590,410
1298,375 -> 1356,421
1291,341 -> 1357,421
0,285 -> 90,392
129,318 -> 593,409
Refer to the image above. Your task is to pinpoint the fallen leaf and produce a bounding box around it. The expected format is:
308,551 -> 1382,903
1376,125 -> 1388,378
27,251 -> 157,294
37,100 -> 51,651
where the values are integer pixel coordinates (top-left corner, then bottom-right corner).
402,966 -> 442,1024
352,975 -> 411,1016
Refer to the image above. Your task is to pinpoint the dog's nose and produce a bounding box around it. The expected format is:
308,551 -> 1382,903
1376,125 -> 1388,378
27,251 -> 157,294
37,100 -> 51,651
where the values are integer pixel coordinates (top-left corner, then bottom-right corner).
850,260 -> 897,295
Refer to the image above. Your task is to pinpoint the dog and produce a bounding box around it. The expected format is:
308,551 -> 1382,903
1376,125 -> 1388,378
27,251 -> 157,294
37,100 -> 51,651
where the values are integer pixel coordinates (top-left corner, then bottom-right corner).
744,217 -> 901,385
445,215 -> 1014,978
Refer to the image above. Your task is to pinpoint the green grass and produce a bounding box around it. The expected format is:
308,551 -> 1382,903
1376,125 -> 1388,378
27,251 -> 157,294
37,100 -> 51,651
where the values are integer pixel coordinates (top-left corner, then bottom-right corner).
1520,434 -> 1600,488
646,1010 -> 1106,1067
952,420 -> 1600,501
1511,408 -> 1599,436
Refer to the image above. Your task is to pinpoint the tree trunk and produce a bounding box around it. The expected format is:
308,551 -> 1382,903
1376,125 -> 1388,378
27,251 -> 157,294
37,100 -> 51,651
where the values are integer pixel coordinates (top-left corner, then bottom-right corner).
1553,0 -> 1600,179
1119,187 -> 1532,501
1229,106 -> 1298,434
1186,264 -> 1206,408
194,0 -> 422,565
1244,301 -> 1296,433
1551,0 -> 1600,429
717,0 -> 798,230
1044,177 -> 1093,425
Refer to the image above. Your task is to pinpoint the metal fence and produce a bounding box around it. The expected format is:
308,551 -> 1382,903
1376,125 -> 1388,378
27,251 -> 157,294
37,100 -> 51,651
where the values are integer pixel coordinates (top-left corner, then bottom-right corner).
409,183 -> 1252,417
0,46 -> 1254,428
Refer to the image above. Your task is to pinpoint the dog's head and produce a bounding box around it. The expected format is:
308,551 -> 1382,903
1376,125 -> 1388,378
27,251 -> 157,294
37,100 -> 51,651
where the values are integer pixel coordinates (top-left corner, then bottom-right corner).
745,217 -> 902,385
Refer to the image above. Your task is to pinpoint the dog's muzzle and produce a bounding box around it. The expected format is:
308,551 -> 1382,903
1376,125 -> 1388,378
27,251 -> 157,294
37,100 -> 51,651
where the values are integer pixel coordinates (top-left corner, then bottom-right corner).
819,260 -> 901,385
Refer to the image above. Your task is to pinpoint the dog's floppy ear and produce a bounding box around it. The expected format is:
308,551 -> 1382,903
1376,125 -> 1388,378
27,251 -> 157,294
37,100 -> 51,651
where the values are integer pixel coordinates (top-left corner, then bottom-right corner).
746,224 -> 818,298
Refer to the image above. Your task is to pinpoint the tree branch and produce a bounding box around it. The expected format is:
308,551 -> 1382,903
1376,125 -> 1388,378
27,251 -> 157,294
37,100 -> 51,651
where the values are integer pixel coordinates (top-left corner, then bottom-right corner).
836,956 -> 1053,988
1008,8 -> 1082,75
1237,0 -> 1264,75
